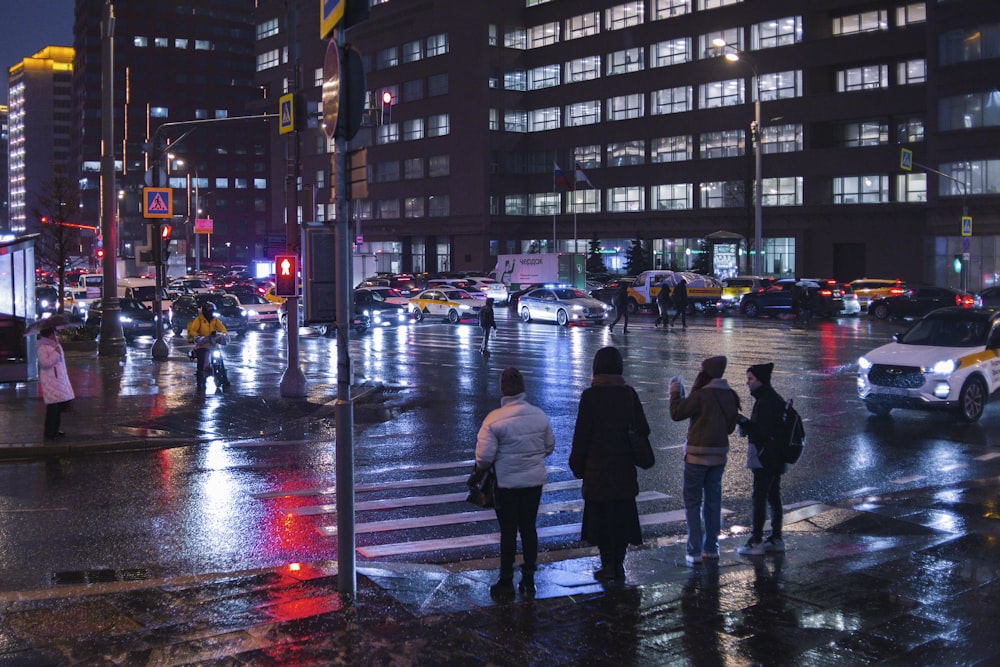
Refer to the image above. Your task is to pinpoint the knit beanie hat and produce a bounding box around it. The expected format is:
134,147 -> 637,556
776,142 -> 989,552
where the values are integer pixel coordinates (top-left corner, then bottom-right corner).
702,355 -> 727,379
593,346 -> 624,375
500,367 -> 525,396
748,362 -> 774,385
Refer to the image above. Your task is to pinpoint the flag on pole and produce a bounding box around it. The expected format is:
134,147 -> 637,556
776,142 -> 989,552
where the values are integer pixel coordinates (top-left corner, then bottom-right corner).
553,162 -> 571,189
574,162 -> 595,188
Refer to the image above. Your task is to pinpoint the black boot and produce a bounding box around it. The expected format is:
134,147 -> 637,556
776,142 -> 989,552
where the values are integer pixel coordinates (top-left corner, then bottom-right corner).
593,548 -> 616,581
518,566 -> 536,596
490,577 -> 515,601
613,547 -> 627,581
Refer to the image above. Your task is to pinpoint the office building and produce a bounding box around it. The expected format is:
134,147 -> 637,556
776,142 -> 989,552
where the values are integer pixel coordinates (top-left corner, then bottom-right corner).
6,47 -> 74,236
0,104 -> 8,231
72,0 -> 273,274
269,0 -> 1000,287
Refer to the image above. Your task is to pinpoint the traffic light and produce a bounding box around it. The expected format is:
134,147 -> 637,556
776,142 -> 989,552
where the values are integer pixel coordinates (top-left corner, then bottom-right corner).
954,255 -> 963,274
275,255 -> 298,297
381,90 -> 393,125
160,224 -> 173,262
96,248 -> 105,260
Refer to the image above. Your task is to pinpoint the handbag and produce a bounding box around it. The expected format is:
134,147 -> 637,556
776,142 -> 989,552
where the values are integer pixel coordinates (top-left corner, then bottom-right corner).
627,390 -> 655,470
466,465 -> 497,508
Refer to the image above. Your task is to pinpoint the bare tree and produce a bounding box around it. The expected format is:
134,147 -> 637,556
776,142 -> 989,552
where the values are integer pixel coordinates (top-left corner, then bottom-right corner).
33,166 -> 84,313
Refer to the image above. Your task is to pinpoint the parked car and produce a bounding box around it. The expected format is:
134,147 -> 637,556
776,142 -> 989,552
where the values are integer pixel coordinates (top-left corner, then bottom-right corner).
462,276 -> 510,304
839,283 -> 862,316
868,285 -> 975,320
170,293 -> 249,336
408,288 -> 483,323
354,286 -> 410,307
857,307 -> 1000,421
517,286 -> 611,326
353,289 -> 411,328
589,277 -> 636,307
720,276 -> 774,310
85,298 -> 158,340
849,278 -> 905,310
975,285 -> 1000,309
739,278 -> 843,318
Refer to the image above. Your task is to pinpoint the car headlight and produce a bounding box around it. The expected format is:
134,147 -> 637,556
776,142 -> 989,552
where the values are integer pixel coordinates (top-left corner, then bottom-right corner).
247,309 -> 259,316
858,356 -> 872,371
239,309 -> 247,316
572,305 -> 584,311
925,359 -> 957,375
121,315 -> 133,323
459,305 -> 470,310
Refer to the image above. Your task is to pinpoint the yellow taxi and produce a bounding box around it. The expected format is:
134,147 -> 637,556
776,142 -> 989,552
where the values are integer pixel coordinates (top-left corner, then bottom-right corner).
849,278 -> 904,310
263,285 -> 287,306
408,288 -> 483,323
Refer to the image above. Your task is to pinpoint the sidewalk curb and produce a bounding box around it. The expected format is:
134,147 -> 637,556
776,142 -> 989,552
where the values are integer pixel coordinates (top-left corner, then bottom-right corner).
0,437 -> 198,460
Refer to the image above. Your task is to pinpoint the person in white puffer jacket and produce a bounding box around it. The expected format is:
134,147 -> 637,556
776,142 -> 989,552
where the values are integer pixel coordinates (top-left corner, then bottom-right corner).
475,367 -> 555,600
36,327 -> 75,439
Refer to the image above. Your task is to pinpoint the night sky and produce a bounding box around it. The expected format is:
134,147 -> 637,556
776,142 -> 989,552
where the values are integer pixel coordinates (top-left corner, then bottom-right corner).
2,0 -> 76,105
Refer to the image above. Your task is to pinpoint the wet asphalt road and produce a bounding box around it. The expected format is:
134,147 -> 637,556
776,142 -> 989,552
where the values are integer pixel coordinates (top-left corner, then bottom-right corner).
2,309 -> 1000,593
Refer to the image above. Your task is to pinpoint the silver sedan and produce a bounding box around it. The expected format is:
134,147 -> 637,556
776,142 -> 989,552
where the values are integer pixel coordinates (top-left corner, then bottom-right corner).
518,287 -> 611,326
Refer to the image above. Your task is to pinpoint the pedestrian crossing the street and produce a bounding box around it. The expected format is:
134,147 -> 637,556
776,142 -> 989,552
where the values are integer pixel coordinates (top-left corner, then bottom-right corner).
256,459 -> 723,559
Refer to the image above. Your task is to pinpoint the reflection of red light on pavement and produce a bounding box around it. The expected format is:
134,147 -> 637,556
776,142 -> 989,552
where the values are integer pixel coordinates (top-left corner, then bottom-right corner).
288,563 -> 301,571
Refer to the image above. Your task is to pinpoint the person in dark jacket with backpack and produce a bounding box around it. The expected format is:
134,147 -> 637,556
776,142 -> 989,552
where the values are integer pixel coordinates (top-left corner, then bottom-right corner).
478,298 -> 497,354
737,362 -> 787,556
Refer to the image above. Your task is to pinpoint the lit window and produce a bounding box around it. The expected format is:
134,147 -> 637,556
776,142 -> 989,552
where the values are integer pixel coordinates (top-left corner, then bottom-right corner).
752,16 -> 801,49
700,28 -> 741,60
530,22 -> 559,48
699,0 -> 742,9
756,71 -> 801,101
839,120 -> 888,147
700,181 -> 745,208
565,12 -> 599,40
505,195 -> 527,216
529,65 -> 560,90
651,136 -> 692,162
150,107 -> 168,118
896,3 -> 926,27
504,28 -> 527,50
763,177 -> 802,206
762,123 -> 803,153
896,173 -> 927,202
405,197 -> 425,218
195,40 -> 211,50
652,38 -> 691,67
257,49 -> 280,72
134,36 -> 148,47
654,0 -> 691,20
607,140 -> 645,166
607,48 -> 645,75
836,65 -> 889,91
833,175 -> 889,204
607,94 -> 644,121
833,10 -> 888,35
504,110 -> 527,133
529,108 -> 560,132
403,40 -> 422,63
897,59 -> 926,85
699,129 -> 745,159
426,33 -> 448,57
376,123 -> 399,144
175,38 -> 188,49
651,86 -> 692,115
427,114 -> 450,137
154,37 -> 168,48
652,184 -> 692,210
565,56 -> 601,83
566,101 -> 601,127
505,70 -> 527,91
606,2 -> 644,31
699,79 -> 744,109
529,193 -> 561,216
403,119 -> 424,141
607,186 -> 645,212
257,18 -> 279,40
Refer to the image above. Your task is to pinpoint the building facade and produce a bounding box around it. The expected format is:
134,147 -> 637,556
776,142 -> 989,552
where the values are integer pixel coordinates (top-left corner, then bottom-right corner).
267,0 -> 1000,288
72,0 -> 273,275
6,46 -> 74,236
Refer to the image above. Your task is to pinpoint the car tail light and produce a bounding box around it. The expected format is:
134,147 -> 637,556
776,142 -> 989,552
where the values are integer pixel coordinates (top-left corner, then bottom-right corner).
888,287 -> 905,296
820,289 -> 832,297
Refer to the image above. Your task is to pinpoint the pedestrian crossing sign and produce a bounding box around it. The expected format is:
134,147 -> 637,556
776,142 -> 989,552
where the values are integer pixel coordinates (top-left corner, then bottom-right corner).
279,93 -> 294,135
143,187 -> 172,219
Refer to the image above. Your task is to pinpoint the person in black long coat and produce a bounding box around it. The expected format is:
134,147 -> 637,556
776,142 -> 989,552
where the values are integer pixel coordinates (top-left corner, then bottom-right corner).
670,279 -> 689,328
607,283 -> 630,333
569,346 -> 651,582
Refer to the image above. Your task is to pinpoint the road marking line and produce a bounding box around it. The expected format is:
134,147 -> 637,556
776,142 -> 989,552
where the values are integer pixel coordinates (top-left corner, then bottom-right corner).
291,479 -> 586,516
845,486 -> 877,497
939,464 -> 966,472
975,452 -> 1000,461
318,491 -> 670,536
257,466 -> 568,499
357,508 -> 712,558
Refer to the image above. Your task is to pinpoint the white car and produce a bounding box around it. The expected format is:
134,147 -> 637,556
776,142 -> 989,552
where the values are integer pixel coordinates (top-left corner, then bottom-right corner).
463,276 -> 510,304
238,293 -> 282,327
518,286 -> 611,326
857,307 -> 1000,422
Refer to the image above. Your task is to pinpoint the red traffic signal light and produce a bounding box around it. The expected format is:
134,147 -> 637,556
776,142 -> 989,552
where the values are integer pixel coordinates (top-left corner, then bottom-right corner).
381,90 -> 393,125
96,248 -> 105,259
160,224 -> 173,241
275,255 -> 298,297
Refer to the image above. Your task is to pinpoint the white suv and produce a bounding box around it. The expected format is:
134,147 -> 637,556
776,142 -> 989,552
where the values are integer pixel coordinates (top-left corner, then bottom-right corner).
857,307 -> 1000,422
463,276 -> 509,304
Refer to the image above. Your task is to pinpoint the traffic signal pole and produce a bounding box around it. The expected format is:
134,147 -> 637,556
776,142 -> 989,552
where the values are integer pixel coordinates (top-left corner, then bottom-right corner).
279,1 -> 307,398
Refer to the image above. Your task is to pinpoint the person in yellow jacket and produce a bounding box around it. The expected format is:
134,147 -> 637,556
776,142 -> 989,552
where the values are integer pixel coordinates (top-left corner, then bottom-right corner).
186,302 -> 228,387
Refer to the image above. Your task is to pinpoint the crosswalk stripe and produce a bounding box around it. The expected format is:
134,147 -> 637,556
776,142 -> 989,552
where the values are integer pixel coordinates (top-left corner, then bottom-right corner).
317,491 -> 669,537
291,479 -> 585,516
258,466 -> 568,500
357,509 -> 698,558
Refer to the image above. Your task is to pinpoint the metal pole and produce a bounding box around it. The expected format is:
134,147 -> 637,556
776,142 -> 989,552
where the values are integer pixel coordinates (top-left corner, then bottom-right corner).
98,1 -> 126,356
334,26 -> 357,598
752,86 -> 763,277
279,1 -> 306,398
194,180 -> 201,273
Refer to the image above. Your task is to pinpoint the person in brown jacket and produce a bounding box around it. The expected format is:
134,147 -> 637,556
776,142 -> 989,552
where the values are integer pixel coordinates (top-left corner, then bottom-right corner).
570,346 -> 651,583
669,356 -> 741,565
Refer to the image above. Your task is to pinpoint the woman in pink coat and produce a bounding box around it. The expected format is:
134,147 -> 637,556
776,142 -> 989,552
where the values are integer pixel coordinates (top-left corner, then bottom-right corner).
36,327 -> 75,439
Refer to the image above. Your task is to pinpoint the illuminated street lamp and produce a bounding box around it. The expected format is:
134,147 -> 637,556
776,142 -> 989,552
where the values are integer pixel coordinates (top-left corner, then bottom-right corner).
714,39 -> 763,276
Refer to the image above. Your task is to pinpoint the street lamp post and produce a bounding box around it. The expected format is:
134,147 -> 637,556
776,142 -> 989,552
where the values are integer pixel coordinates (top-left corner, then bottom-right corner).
715,40 -> 764,276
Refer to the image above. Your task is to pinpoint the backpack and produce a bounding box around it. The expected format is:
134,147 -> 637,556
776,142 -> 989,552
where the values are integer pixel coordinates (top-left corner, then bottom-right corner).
781,399 -> 806,464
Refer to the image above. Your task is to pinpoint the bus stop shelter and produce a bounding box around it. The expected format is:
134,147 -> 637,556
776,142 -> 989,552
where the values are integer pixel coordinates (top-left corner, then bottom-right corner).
0,235 -> 39,382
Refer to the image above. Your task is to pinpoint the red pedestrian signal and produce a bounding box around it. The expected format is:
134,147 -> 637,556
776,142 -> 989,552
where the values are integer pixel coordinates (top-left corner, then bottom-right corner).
275,255 -> 298,297
96,248 -> 105,259
160,224 -> 173,241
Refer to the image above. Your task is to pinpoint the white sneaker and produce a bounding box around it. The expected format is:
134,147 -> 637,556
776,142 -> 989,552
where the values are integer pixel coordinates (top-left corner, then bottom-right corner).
737,540 -> 765,556
764,538 -> 785,553
685,553 -> 702,566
